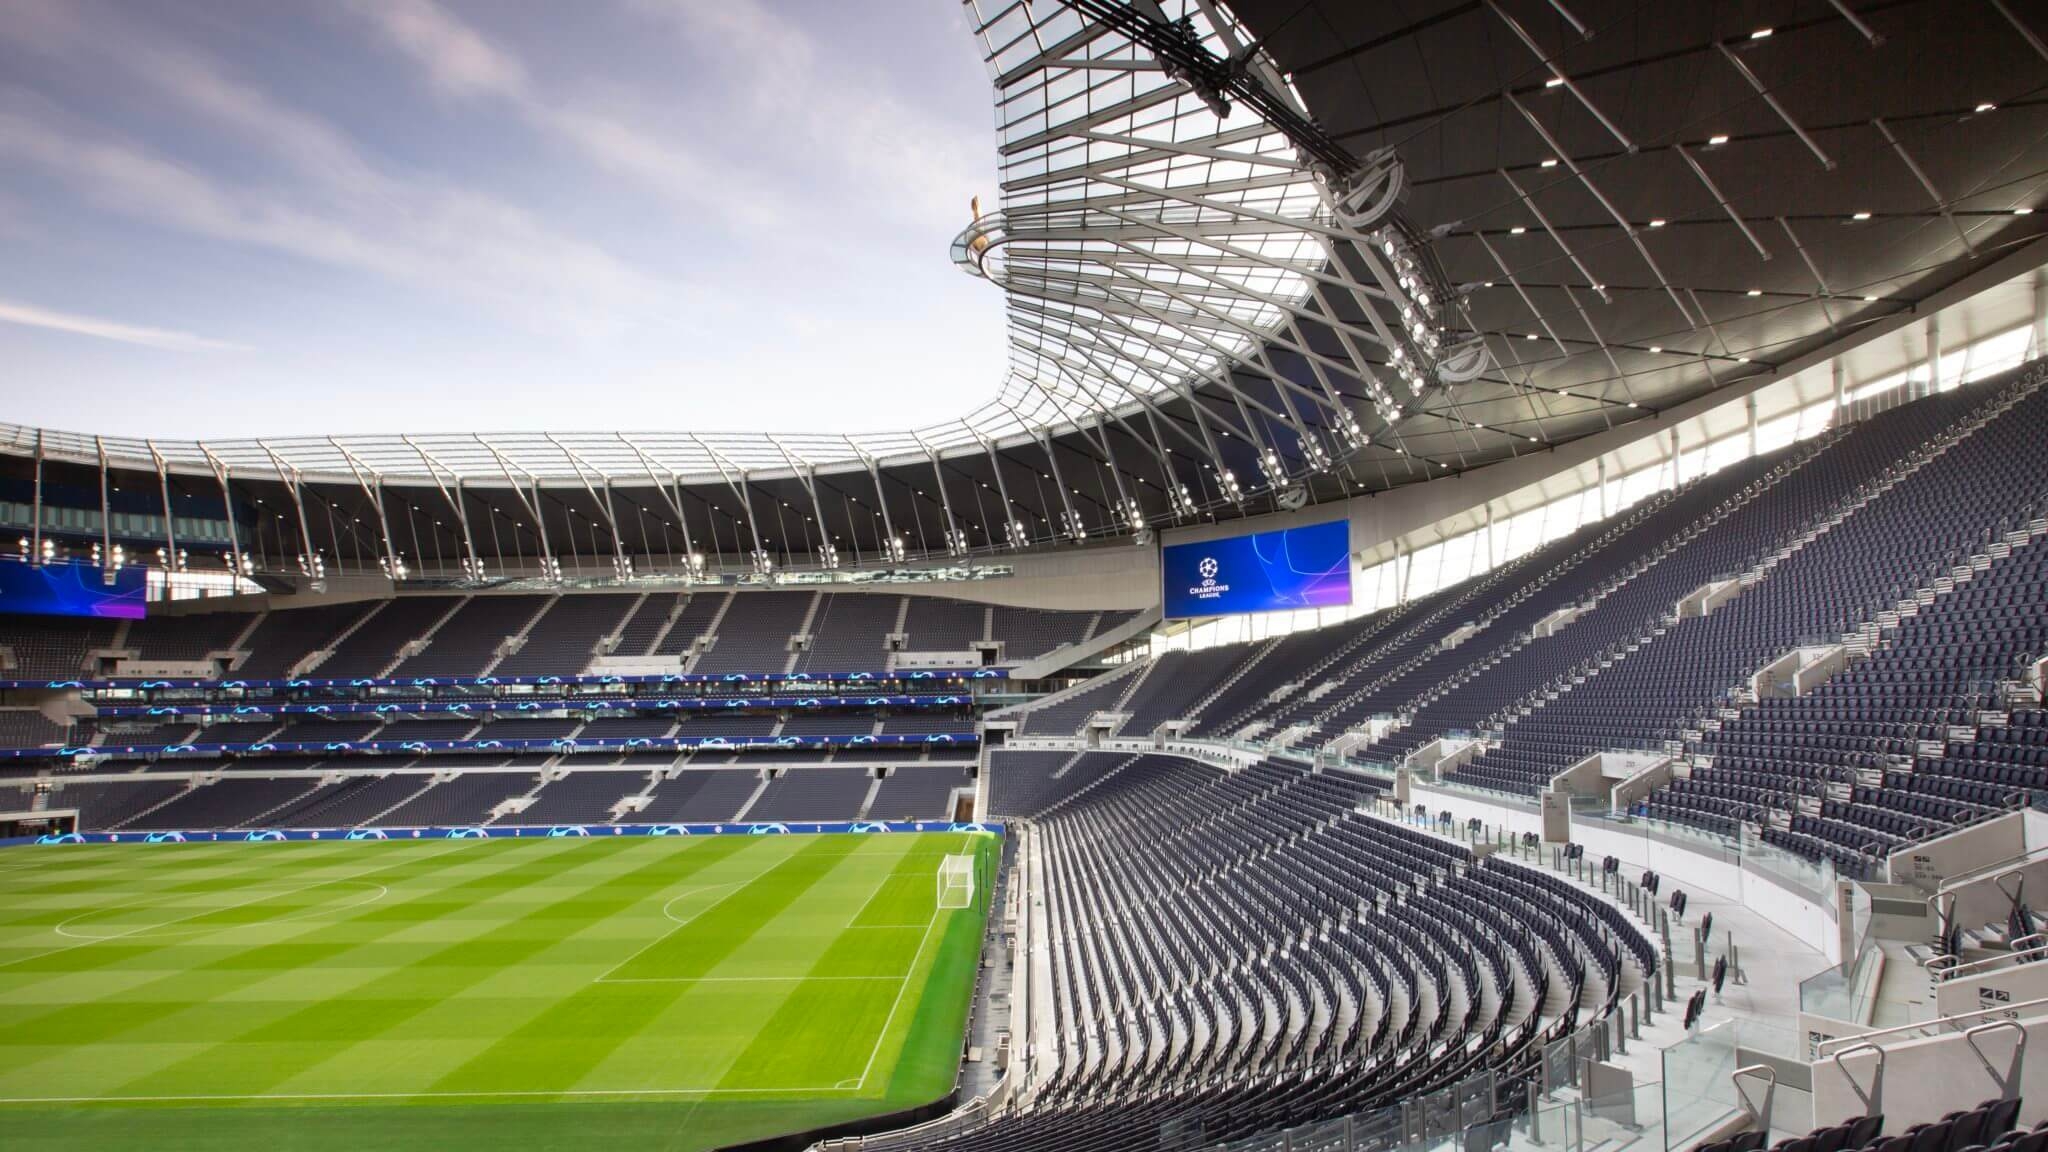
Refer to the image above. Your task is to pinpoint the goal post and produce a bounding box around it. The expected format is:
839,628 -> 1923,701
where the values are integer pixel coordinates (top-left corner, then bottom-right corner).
937,853 -> 976,910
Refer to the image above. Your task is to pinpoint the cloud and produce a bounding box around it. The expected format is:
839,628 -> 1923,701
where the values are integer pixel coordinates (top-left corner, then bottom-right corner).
347,0 -> 791,232
349,0 -> 524,99
0,0 -> 1011,439
627,0 -> 990,227
0,0 -> 692,336
0,296 -> 250,352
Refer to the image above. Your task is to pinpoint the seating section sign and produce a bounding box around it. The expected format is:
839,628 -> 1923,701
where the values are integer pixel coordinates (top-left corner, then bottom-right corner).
1161,519 -> 1351,619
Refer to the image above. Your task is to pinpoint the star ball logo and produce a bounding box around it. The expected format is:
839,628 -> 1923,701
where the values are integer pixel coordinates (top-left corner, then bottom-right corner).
1188,554 -> 1230,602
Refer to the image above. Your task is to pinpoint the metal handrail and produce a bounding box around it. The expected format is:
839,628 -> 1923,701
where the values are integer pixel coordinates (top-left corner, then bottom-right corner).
1828,1041 -> 1886,1117
1996,869 -> 2028,907
1816,996 -> 2048,1057
1929,937 -> 2048,982
1963,1018 -> 2027,1100
1731,1064 -> 1779,1130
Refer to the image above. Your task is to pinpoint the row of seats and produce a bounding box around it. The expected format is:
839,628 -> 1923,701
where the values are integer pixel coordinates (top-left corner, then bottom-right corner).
997,360 -> 2047,903
1699,1098 -> 2029,1152
0,589 -> 1107,681
873,754 -> 1652,1152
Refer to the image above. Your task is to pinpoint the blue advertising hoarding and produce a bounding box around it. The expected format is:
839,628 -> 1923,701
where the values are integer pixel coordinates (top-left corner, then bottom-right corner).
0,666 -> 1002,691
1160,519 -> 1352,619
14,820 -> 1004,848
0,558 -> 146,620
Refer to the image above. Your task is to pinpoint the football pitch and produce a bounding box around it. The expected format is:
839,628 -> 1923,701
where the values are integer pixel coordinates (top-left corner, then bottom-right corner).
0,830 -> 995,1151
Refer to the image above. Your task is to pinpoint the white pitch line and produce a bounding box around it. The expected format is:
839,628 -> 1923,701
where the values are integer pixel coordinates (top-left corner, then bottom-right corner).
0,847 -> 461,971
854,907 -> 941,1090
841,841 -> 913,929
0,1085 -> 862,1105
657,882 -> 748,925
591,848 -> 804,985
53,881 -> 389,941
854,833 -> 972,1091
594,974 -> 912,984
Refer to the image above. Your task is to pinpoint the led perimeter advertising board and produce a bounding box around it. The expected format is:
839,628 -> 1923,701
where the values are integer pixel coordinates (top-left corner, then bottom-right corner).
1161,519 -> 1351,619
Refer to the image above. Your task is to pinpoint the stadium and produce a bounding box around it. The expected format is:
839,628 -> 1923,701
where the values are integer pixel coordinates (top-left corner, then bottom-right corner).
1,0 -> 2047,1150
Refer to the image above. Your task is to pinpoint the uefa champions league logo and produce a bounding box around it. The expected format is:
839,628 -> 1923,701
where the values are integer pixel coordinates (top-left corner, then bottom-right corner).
1188,554 -> 1229,602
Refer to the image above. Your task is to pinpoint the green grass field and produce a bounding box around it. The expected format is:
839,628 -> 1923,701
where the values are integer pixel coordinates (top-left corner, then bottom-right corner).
0,830 -> 994,1151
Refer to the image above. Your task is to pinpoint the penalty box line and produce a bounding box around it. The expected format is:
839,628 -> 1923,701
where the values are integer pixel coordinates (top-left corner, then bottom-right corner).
591,848 -> 813,985
594,838 -> 914,985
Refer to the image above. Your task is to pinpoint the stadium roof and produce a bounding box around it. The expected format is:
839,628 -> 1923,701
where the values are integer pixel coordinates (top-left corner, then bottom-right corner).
5,0 -> 1377,493
1226,0 -> 2048,470
3,0 -> 2045,573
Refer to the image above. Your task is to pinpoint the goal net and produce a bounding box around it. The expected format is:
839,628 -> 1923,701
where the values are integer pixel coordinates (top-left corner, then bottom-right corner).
937,854 -> 976,910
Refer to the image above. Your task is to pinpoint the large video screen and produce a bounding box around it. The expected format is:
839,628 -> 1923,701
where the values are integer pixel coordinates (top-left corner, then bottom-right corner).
1161,519 -> 1351,619
0,559 -> 147,619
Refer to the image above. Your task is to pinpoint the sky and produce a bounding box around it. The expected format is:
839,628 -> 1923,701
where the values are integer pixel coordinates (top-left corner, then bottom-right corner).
0,0 -> 1009,440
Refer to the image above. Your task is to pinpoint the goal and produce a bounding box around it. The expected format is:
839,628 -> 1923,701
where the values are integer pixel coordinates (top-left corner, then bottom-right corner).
936,854 -> 977,910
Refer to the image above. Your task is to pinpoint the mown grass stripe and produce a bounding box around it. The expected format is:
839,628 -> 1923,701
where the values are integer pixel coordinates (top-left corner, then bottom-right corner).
0,832 -> 994,1152
428,837 -> 858,1095
0,845 -> 501,1075
709,834 -> 950,1096
0,843 -> 597,1075
99,839 -> 761,1099
0,844 -> 470,981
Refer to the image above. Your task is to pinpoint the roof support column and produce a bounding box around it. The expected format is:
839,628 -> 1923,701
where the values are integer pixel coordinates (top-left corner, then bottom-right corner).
403,441 -> 479,580
1927,312 -> 1944,396
28,429 -> 44,565
669,480 -> 706,574
854,452 -> 904,564
1035,429 -> 1087,542
95,437 -> 114,577
148,441 -> 179,578
800,469 -> 834,567
547,436 -> 630,580
920,446 -> 968,557
336,443 -> 405,581
838,435 -> 903,564
696,447 -> 769,575
261,447 -> 323,583
447,478 -> 480,579
1017,376 -> 1140,534
973,429 -> 1027,549
475,438 -> 554,582
766,442 -> 833,568
602,481 -> 631,579
199,449 -> 246,583
614,436 -> 703,577
2035,265 -> 2048,361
